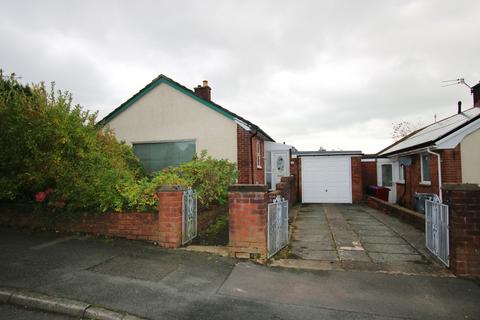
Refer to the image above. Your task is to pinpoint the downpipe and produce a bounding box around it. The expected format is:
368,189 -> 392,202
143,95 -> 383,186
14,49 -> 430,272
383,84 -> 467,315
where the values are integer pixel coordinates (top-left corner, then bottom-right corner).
427,148 -> 442,203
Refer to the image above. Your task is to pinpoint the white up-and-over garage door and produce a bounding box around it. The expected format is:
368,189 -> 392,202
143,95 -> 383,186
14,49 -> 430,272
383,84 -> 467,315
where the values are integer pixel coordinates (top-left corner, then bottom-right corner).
301,155 -> 352,203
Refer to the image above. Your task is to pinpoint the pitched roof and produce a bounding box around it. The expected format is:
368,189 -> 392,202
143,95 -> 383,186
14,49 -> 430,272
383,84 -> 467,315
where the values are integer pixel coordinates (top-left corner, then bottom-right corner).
98,74 -> 275,142
378,107 -> 480,156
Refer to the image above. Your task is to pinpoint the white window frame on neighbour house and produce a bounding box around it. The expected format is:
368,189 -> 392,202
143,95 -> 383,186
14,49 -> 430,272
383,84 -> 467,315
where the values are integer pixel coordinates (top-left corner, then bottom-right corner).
420,153 -> 431,185
398,164 -> 405,184
256,141 -> 262,168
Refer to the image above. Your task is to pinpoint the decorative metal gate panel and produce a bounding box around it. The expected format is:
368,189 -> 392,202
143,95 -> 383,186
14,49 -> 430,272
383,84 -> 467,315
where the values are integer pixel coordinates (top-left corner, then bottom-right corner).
425,200 -> 449,267
182,189 -> 197,244
267,196 -> 289,258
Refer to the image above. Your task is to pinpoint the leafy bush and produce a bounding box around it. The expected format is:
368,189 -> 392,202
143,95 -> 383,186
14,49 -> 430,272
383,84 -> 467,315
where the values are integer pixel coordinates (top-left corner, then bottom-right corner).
119,151 -> 238,211
0,72 -> 145,213
172,150 -> 237,208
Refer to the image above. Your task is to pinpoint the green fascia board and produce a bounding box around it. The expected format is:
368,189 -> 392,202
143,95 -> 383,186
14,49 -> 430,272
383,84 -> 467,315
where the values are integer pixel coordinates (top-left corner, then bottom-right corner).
100,76 -> 235,125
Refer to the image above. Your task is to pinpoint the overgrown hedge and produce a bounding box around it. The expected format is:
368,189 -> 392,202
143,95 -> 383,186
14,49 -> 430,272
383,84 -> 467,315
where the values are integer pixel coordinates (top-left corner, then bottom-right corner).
0,72 -> 237,214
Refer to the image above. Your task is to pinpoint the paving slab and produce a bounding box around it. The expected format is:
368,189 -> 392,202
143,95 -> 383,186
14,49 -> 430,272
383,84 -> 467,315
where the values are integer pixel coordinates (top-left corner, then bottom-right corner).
360,236 -> 408,245
363,243 -> 418,254
369,252 -> 425,263
291,240 -> 335,251
338,250 -> 371,262
295,250 -> 339,261
289,204 -> 450,276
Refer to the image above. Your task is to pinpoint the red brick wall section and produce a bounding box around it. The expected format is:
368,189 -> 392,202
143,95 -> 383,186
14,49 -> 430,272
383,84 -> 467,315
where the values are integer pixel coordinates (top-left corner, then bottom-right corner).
443,184 -> 480,277
0,209 -> 159,242
298,157 -> 303,202
290,157 -> 300,202
351,156 -> 363,203
157,186 -> 185,248
361,160 -> 377,190
397,149 -> 462,210
273,175 -> 298,207
397,153 -> 439,209
252,136 -> 265,184
237,125 -> 252,184
440,145 -> 462,184
236,125 -> 266,185
228,184 -> 269,259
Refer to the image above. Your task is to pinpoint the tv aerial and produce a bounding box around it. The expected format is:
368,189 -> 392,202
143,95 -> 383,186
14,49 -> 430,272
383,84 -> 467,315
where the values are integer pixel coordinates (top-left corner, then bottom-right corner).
441,78 -> 472,91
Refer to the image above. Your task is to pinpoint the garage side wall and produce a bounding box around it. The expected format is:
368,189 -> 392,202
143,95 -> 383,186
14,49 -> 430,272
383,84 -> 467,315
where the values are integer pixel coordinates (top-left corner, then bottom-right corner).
351,156 -> 363,203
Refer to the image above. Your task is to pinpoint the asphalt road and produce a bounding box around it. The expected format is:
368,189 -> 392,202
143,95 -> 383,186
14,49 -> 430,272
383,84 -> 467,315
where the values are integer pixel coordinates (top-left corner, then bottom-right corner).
0,226 -> 479,320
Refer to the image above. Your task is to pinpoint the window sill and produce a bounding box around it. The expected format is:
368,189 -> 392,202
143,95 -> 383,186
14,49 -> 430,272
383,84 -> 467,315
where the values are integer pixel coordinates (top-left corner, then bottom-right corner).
419,181 -> 431,186
396,181 -> 405,185
257,166 -> 262,169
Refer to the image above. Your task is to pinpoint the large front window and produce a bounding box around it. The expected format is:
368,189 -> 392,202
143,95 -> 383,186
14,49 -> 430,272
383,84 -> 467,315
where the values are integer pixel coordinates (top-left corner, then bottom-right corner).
133,140 -> 196,174
420,153 -> 431,183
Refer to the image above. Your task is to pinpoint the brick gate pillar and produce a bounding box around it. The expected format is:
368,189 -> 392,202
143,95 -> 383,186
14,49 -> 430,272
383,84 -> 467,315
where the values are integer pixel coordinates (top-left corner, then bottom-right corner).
228,184 -> 269,260
443,183 -> 480,277
157,186 -> 186,248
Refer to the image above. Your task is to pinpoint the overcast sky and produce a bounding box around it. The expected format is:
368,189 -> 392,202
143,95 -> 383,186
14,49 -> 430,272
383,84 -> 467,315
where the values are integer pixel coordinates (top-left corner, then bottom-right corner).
1,1 -> 479,153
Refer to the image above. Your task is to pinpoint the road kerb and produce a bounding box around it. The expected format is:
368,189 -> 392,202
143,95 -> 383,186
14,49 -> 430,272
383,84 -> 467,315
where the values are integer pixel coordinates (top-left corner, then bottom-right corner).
0,286 -> 148,319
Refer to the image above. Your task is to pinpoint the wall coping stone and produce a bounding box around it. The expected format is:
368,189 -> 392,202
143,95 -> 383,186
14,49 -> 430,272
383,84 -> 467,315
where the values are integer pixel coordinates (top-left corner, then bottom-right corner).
157,185 -> 188,192
228,184 -> 268,192
443,183 -> 480,191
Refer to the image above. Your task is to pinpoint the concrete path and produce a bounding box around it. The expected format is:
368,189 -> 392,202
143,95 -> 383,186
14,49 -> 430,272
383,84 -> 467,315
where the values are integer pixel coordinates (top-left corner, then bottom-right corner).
291,204 -> 448,275
1,226 -> 479,319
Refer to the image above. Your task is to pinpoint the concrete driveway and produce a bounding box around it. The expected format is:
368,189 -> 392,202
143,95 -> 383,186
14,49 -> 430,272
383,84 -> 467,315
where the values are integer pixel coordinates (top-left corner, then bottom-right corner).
290,204 -> 448,275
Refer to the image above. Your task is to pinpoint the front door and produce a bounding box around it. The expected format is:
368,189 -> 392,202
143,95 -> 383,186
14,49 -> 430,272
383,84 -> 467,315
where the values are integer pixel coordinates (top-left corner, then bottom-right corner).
377,159 -> 396,203
271,151 -> 289,189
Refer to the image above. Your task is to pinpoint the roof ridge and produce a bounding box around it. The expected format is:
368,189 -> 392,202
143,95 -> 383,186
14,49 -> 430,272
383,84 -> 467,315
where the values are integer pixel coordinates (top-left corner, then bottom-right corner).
97,74 -> 275,142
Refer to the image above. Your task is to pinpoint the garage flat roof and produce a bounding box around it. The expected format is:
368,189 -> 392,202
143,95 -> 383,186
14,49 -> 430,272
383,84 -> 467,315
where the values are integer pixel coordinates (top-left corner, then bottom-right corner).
294,150 -> 363,157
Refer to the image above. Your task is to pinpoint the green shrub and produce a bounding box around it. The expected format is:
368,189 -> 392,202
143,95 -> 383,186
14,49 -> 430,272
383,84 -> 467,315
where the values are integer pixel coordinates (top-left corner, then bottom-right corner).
0,72 -> 145,213
119,151 -> 238,211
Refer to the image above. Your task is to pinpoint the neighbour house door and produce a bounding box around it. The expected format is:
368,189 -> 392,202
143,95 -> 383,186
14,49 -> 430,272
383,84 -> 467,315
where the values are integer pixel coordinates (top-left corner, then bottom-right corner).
301,156 -> 352,203
376,159 -> 396,203
271,151 -> 289,189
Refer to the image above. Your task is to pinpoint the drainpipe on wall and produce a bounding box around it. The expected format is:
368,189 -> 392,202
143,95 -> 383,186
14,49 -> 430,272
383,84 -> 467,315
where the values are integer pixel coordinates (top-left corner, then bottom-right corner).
250,129 -> 259,184
427,148 -> 443,202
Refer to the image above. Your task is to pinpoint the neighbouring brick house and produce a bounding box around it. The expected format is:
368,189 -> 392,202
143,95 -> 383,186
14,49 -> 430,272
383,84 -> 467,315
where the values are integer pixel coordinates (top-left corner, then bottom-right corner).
99,74 -> 281,184
374,83 -> 480,209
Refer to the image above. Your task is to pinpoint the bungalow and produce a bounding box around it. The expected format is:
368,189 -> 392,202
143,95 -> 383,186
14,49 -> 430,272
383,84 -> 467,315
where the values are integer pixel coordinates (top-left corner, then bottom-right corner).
99,74 -> 291,187
374,82 -> 480,209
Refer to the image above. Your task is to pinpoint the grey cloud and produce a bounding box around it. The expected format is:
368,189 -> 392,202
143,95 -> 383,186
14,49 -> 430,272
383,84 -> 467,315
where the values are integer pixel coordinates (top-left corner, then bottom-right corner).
1,0 -> 479,153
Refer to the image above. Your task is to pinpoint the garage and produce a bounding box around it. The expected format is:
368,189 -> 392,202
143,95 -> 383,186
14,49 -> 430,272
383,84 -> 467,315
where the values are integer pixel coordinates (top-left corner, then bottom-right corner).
298,151 -> 362,203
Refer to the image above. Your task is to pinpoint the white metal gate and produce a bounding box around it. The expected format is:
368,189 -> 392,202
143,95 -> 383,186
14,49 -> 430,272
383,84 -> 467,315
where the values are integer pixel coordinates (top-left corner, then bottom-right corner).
267,196 -> 289,258
182,189 -> 197,244
425,200 -> 449,267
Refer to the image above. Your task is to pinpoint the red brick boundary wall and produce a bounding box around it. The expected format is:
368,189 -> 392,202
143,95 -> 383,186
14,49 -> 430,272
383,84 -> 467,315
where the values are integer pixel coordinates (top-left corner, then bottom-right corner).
228,184 -> 269,259
0,209 -> 159,241
269,176 -> 298,208
0,185 -> 219,249
443,183 -> 480,277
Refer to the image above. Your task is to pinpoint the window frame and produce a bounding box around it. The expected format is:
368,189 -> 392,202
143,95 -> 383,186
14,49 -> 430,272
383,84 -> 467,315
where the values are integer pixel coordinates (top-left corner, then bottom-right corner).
132,139 -> 196,174
420,153 -> 431,185
398,163 -> 405,184
256,141 -> 262,169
